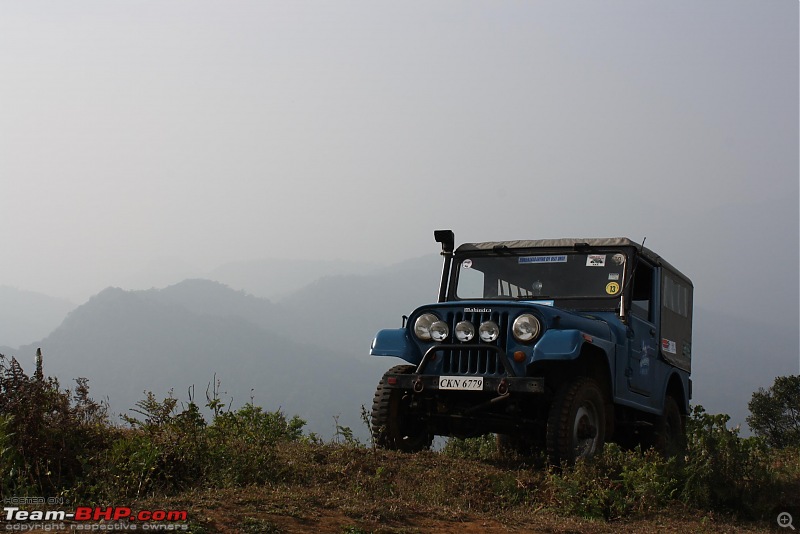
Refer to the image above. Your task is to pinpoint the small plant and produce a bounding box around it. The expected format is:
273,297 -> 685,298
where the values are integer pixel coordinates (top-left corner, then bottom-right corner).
359,404 -> 374,449
333,415 -> 361,446
442,434 -> 497,460
240,517 -> 283,533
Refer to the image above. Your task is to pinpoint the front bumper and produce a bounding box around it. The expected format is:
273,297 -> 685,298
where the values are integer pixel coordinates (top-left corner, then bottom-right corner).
384,373 -> 545,395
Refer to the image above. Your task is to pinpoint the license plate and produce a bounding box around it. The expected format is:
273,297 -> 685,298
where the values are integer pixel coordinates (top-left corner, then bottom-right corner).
438,376 -> 484,391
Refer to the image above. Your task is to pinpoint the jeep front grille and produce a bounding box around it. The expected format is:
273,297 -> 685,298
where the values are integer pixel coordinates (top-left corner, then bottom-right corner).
441,347 -> 503,375
437,310 -> 510,377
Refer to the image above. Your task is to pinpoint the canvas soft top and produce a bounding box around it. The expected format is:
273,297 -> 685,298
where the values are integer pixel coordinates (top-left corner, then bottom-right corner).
455,237 -> 692,285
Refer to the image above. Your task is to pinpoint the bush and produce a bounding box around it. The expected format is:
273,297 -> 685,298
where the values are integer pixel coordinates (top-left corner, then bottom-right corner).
680,405 -> 779,518
544,444 -> 678,520
747,375 -> 800,449
87,389 -> 309,499
442,434 -> 498,460
539,405 -> 796,521
207,403 -> 306,486
0,354 -> 111,497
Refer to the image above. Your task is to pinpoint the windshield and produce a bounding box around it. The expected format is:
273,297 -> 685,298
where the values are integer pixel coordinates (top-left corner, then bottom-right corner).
455,251 -> 626,300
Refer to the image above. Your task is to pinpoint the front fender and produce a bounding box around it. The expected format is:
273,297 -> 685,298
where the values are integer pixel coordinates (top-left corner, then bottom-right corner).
370,328 -> 419,364
532,329 -> 614,362
532,329 -> 584,360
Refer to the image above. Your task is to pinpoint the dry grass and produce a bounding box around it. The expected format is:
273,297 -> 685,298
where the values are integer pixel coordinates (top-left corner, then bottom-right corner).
127,441 -> 779,534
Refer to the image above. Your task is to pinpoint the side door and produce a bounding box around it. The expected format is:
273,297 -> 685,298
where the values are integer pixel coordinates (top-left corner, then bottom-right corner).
626,260 -> 658,396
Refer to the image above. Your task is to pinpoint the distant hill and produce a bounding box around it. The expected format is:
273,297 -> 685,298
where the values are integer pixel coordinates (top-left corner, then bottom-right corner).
277,254 -> 442,352
207,257 -> 379,300
0,286 -> 75,348
7,255 -> 446,437
16,281 -> 387,437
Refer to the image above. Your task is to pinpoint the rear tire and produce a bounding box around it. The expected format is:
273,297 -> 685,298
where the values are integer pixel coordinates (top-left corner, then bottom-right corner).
546,377 -> 606,464
655,396 -> 685,457
371,365 -> 432,452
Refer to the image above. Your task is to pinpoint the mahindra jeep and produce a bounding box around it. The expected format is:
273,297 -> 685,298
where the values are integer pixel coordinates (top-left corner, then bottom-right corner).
370,231 -> 692,463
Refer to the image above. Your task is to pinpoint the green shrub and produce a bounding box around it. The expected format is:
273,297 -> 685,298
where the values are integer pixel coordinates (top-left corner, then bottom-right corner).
544,443 -> 677,520
442,434 -> 498,460
0,354 -> 111,497
89,430 -> 161,499
747,375 -> 800,449
84,389 -> 308,499
680,405 -> 777,518
206,403 -> 306,486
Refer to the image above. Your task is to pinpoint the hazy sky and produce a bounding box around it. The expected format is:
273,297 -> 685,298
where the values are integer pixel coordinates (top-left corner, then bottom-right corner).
2,0 -> 798,337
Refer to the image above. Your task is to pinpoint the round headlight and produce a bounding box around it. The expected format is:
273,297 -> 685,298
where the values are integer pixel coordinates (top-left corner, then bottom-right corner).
478,321 -> 500,342
429,321 -> 449,342
455,320 -> 475,342
512,314 -> 541,342
414,313 -> 438,341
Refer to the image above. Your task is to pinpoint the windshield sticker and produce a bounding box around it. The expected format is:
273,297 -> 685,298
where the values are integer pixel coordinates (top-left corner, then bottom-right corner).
586,254 -> 606,267
461,259 -> 472,269
605,282 -> 620,295
662,339 -> 677,355
518,255 -> 567,264
608,273 -> 620,281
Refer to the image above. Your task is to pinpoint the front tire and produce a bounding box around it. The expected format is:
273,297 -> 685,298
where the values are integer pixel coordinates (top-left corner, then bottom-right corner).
371,365 -> 432,452
546,377 -> 606,464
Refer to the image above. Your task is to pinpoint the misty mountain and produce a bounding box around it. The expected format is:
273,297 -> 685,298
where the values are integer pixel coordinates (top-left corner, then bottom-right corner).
144,279 -> 304,335
5,254 -> 446,437
16,282 -> 385,437
0,286 -> 75,348
207,257 -> 380,300
277,254 -> 443,352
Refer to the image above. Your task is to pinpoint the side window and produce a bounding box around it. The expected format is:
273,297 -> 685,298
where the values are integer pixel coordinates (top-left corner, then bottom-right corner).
631,261 -> 654,322
663,273 -> 691,318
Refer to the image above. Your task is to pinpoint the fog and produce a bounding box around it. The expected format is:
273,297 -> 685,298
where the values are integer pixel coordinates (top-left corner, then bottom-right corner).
1,1 -> 797,381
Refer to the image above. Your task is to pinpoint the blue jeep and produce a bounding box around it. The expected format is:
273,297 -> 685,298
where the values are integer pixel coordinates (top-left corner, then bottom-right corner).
370,231 -> 693,463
